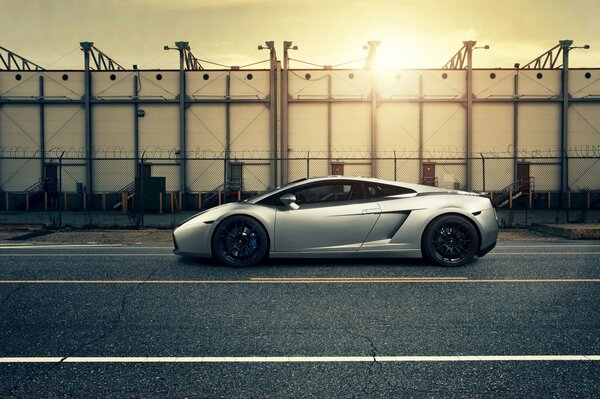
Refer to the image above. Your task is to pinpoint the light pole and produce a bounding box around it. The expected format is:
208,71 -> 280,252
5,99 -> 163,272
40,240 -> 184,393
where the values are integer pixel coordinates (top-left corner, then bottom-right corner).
258,41 -> 278,189
164,41 -> 189,194
281,41 -> 297,184
465,41 -> 489,191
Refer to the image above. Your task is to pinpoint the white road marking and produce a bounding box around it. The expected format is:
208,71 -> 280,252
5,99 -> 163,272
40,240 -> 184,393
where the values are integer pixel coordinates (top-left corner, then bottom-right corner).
0,244 -> 124,249
0,355 -> 598,363
497,244 -> 600,248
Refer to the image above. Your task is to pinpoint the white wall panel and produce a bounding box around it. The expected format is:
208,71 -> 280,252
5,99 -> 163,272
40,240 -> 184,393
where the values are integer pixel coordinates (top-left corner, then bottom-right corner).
569,104 -> 600,147
472,104 -> 513,153
288,103 -> 328,153
138,71 -> 178,99
422,70 -> 465,98
92,105 -> 134,150
422,104 -> 466,154
518,70 -> 560,97
0,72 -> 41,97
473,70 -> 515,99
230,71 -> 269,99
138,105 -> 178,151
42,72 -> 84,99
331,70 -> 371,98
570,70 -> 600,99
288,70 -> 329,99
92,72 -> 135,98
331,103 -> 370,155
229,104 -> 270,153
0,105 -> 39,149
518,104 -> 560,153
187,105 -> 226,152
45,106 -> 85,153
376,103 -> 419,152
376,70 -> 420,99
187,71 -> 227,99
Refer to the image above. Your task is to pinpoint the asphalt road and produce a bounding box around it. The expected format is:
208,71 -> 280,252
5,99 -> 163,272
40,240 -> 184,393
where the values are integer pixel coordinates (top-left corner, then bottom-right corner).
0,241 -> 599,398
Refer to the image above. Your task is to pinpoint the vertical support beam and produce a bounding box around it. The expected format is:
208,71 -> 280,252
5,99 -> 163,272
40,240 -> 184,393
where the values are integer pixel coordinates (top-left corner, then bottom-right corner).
175,41 -> 188,193
224,74 -> 231,190
281,42 -> 294,185
370,69 -> 377,178
39,75 -> 45,184
133,74 -> 140,176
80,42 -> 94,195
465,41 -> 475,191
513,64 -> 520,182
560,40 -> 573,194
327,74 -> 332,166
268,43 -> 277,189
418,74 -> 424,182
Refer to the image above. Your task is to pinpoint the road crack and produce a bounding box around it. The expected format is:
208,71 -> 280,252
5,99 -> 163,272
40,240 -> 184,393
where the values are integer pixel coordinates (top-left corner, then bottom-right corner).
5,267 -> 160,398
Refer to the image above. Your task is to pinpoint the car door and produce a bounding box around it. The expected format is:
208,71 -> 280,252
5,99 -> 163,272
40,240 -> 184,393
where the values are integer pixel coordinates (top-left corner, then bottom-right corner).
274,181 -> 381,253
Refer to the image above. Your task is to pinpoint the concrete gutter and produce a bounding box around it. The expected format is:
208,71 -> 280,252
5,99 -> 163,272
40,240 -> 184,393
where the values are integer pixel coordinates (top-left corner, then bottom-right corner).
531,224 -> 600,239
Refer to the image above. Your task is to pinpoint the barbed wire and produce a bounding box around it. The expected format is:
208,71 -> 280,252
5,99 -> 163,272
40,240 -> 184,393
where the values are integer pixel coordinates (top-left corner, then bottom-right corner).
1,145 -> 599,159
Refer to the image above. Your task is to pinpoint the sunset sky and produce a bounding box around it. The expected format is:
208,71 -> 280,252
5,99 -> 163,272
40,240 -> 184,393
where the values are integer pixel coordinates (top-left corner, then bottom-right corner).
1,0 -> 599,70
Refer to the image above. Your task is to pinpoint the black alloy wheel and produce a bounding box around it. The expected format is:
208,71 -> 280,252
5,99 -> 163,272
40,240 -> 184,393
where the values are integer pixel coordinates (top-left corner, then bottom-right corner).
213,215 -> 268,267
423,215 -> 479,267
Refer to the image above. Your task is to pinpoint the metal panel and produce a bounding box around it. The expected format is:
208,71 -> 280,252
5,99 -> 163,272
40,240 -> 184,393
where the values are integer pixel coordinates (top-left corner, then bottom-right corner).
518,70 -> 561,98
473,70 -> 515,99
41,72 -> 84,99
569,70 -> 600,99
376,103 -> 419,152
331,103 -> 370,154
0,72 -> 41,97
330,70 -> 371,98
187,71 -> 227,99
376,70 -> 420,99
472,103 -> 513,153
92,105 -> 134,150
288,103 -> 328,154
422,70 -> 466,98
0,105 -> 39,148
518,104 -> 560,153
92,71 -> 135,97
187,104 -> 226,152
229,71 -> 269,99
229,104 -> 270,153
288,70 -> 329,99
137,71 -> 178,99
422,103 -> 466,154
44,106 -> 85,151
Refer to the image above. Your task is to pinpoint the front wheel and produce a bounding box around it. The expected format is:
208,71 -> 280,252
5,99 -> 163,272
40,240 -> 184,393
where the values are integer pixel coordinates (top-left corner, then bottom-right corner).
422,215 -> 479,267
212,216 -> 268,267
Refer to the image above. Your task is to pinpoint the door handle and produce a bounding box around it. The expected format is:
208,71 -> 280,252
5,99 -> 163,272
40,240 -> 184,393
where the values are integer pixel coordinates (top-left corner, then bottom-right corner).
362,208 -> 380,215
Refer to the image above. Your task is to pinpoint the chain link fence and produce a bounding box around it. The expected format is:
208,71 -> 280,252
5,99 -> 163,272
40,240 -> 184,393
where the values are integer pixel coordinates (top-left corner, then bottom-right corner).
1,154 -> 599,227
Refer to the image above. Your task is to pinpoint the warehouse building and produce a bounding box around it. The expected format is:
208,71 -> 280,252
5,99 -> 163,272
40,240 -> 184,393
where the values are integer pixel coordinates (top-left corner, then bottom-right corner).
1,40 -> 599,211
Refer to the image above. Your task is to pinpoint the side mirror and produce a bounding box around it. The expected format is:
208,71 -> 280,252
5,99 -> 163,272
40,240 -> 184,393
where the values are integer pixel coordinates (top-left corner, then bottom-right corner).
279,193 -> 299,210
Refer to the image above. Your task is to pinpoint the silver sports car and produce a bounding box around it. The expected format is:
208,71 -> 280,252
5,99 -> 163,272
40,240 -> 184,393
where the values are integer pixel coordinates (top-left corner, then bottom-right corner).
173,176 -> 498,267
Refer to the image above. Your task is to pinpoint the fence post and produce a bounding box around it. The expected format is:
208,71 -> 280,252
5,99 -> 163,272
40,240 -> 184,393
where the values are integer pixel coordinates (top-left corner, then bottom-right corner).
509,188 -> 513,209
198,192 -> 202,210
159,193 -> 163,215
4,192 -> 8,211
44,192 -> 48,211
306,151 -> 310,178
480,153 -> 486,193
58,151 -> 64,227
394,150 -> 397,181
26,192 -> 29,211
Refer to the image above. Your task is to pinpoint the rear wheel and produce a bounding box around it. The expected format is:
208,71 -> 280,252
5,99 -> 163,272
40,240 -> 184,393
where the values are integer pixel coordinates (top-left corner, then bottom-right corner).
422,215 -> 479,267
213,216 -> 268,267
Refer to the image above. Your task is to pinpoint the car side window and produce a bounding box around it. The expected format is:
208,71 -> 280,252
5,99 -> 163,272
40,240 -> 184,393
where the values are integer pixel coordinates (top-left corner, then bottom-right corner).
293,183 -> 358,204
365,183 -> 415,199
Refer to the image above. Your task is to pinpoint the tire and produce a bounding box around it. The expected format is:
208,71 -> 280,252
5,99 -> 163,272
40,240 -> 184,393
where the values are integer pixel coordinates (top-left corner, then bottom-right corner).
212,215 -> 268,267
422,215 -> 479,267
